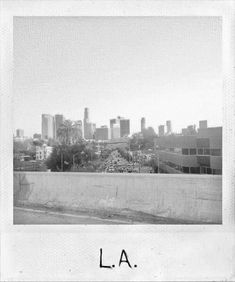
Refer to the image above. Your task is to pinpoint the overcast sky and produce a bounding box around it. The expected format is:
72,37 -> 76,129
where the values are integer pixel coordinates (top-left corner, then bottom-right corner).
13,16 -> 222,137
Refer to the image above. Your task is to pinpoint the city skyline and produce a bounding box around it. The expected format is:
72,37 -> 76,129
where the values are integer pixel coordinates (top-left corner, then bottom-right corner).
14,107 -> 223,138
14,109 -> 220,139
14,17 -> 222,137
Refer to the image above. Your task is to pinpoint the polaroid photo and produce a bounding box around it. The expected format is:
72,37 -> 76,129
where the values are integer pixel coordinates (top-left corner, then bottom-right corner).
0,0 -> 235,281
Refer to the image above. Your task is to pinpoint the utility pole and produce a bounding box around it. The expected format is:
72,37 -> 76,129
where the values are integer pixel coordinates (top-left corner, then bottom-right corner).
157,151 -> 160,174
154,137 -> 160,174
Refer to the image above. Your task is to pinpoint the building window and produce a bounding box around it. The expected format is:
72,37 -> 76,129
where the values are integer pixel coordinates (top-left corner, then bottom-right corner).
197,148 -> 203,155
190,167 -> 200,174
204,148 -> 210,155
182,166 -> 189,173
200,167 -> 207,174
207,167 -> 212,174
212,168 -> 222,175
189,148 -> 197,155
182,148 -> 189,155
211,149 -> 222,156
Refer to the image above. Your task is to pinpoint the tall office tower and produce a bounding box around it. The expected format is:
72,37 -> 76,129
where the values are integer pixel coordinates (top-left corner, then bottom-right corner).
84,123 -> 91,139
95,126 -> 110,141
110,118 -> 117,129
54,114 -> 65,139
120,119 -> 130,137
83,107 -> 92,139
141,117 -> 146,132
166,120 -> 172,135
84,123 -> 95,140
110,116 -> 127,138
110,118 -> 118,139
41,114 -> 54,140
199,120 -> 208,129
112,123 -> 121,139
158,125 -> 165,137
91,123 -> 96,139
84,107 -> 89,123
16,129 -> 24,138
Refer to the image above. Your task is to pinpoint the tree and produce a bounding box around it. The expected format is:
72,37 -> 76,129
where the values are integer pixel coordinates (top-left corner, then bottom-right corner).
117,148 -> 132,162
33,139 -> 44,147
142,127 -> 156,138
57,120 -> 83,145
148,158 -> 159,173
142,127 -> 156,149
14,139 -> 36,159
130,132 -> 144,151
46,142 -> 98,172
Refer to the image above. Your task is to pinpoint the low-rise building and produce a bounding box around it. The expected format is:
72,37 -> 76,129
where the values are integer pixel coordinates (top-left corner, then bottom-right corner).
154,126 -> 222,174
36,144 -> 53,160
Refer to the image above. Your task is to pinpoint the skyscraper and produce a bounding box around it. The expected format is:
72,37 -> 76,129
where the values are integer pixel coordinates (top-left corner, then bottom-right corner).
110,116 -> 129,138
84,107 -> 89,123
16,129 -> 24,138
110,118 -> 119,139
41,114 -> 54,140
112,123 -> 120,139
91,123 -> 96,139
84,107 -> 89,139
54,114 -> 64,139
110,118 -> 118,129
95,126 -> 110,141
141,117 -> 146,132
166,120 -> 172,135
83,108 -> 95,139
158,125 -> 165,137
120,119 -> 130,137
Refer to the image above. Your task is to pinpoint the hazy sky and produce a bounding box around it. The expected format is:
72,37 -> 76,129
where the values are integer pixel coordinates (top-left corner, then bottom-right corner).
13,17 -> 222,137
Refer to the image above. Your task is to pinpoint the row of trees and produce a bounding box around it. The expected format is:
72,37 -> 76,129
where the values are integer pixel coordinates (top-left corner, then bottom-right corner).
46,142 -> 98,172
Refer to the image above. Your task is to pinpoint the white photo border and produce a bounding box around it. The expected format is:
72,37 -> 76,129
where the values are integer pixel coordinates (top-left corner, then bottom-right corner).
0,0 -> 235,281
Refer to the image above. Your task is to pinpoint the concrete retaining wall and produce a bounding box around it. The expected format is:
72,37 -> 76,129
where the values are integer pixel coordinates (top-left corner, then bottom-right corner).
14,172 -> 222,223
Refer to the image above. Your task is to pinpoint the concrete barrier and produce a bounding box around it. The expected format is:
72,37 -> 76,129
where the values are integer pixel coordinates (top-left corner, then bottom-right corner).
14,172 -> 222,223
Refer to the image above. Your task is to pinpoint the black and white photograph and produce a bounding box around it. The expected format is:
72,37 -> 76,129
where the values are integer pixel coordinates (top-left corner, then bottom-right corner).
1,1 -> 235,281
13,16 -> 222,225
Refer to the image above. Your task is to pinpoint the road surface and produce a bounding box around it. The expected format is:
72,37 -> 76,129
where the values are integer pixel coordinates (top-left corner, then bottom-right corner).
14,206 -> 202,224
14,207 -> 131,224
